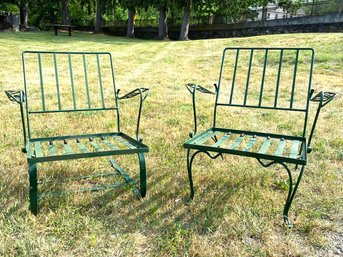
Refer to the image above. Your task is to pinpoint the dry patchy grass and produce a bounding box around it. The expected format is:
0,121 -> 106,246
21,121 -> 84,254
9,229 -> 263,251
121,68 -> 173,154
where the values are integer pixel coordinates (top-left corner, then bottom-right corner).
0,31 -> 342,256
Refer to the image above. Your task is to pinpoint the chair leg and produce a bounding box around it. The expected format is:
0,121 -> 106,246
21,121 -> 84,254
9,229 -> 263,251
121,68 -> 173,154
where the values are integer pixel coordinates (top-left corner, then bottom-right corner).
28,161 -> 38,215
186,149 -> 195,200
138,153 -> 147,198
257,159 -> 306,227
186,149 -> 223,201
283,164 -> 306,227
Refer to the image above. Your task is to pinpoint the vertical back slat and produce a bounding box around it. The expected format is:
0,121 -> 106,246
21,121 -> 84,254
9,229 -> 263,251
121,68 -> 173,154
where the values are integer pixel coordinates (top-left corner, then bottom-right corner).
290,49 -> 299,109
68,53 -> 77,109
229,49 -> 240,104
96,54 -> 105,108
259,49 -> 268,107
53,53 -> 61,110
37,53 -> 45,111
274,49 -> 283,108
83,54 -> 91,108
244,49 -> 254,105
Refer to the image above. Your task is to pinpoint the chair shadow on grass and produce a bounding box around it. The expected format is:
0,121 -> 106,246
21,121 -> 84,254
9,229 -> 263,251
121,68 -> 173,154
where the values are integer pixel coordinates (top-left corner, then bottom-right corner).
3,151 -> 284,243
0,169 -> 28,217
72,154 -> 258,241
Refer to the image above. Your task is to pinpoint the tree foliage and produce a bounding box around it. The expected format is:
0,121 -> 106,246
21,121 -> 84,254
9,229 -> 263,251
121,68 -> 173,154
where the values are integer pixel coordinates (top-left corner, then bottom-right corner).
279,0 -> 302,14
1,0 -> 341,39
0,2 -> 19,13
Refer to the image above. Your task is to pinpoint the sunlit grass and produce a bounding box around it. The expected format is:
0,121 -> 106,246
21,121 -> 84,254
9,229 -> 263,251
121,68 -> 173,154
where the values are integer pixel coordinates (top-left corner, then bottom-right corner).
0,31 -> 342,256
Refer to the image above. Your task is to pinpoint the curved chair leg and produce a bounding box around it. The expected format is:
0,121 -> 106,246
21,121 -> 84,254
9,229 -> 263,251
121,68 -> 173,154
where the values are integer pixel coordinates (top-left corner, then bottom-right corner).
28,161 -> 38,215
283,164 -> 305,227
138,153 -> 147,198
257,159 -> 306,227
109,154 -> 146,198
186,149 -> 222,201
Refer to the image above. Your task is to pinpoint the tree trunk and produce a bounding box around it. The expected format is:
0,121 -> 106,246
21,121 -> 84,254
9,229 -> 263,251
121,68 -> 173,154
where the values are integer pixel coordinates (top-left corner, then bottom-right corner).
208,13 -> 213,25
88,1 -> 92,15
19,1 -> 28,27
95,0 -> 103,33
311,0 -> 315,16
262,6 -> 267,21
62,0 -> 70,25
339,0 -> 343,14
111,0 -> 115,17
179,0 -> 192,41
158,5 -> 168,40
126,6 -> 135,38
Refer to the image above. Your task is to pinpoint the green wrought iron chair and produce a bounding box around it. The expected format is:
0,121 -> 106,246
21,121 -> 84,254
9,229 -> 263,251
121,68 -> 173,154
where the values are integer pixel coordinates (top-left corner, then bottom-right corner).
184,47 -> 336,226
5,51 -> 150,214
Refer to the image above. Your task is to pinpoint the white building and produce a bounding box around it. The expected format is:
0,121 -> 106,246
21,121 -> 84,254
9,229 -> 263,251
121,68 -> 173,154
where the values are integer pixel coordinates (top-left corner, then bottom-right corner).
250,3 -> 305,21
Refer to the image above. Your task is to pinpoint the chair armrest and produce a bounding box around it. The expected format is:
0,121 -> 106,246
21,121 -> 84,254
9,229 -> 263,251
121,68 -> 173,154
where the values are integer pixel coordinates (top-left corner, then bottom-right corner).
310,91 -> 336,108
4,90 -> 27,152
186,83 -> 216,95
5,90 -> 25,104
307,90 -> 337,153
117,88 -> 150,142
185,83 -> 218,138
117,88 -> 150,101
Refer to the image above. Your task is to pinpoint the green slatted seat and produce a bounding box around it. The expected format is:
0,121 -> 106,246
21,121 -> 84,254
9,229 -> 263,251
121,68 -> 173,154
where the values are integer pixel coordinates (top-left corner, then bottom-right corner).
5,51 -> 150,214
27,133 -> 148,162
184,47 -> 336,226
184,129 -> 306,165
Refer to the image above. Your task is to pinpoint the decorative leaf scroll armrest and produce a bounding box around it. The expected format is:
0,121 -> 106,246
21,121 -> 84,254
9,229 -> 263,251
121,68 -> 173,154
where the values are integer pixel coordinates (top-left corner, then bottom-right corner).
186,83 -> 217,95
118,88 -> 150,101
310,91 -> 336,108
307,91 -> 337,153
185,83 -> 218,138
5,90 -> 25,104
117,88 -> 150,142
4,90 -> 27,153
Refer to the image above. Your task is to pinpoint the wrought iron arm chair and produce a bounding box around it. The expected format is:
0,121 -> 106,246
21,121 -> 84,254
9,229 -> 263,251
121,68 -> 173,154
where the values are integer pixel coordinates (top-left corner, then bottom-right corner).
183,47 -> 337,227
5,51 -> 150,214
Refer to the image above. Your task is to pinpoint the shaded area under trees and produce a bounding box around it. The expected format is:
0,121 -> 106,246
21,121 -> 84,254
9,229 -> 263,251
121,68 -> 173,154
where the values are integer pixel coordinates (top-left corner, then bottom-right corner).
1,0 -> 342,39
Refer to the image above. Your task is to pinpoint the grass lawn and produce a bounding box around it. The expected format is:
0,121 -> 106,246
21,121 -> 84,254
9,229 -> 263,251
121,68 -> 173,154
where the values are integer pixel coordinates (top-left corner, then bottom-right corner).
0,31 -> 342,256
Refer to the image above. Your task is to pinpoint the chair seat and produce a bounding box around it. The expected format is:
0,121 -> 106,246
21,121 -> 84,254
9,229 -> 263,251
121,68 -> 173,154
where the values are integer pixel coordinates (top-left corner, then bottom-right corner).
184,128 -> 307,165
27,132 -> 148,163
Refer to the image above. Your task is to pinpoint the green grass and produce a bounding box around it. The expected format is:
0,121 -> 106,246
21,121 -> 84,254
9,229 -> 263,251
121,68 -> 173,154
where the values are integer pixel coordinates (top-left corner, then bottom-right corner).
0,31 -> 342,256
